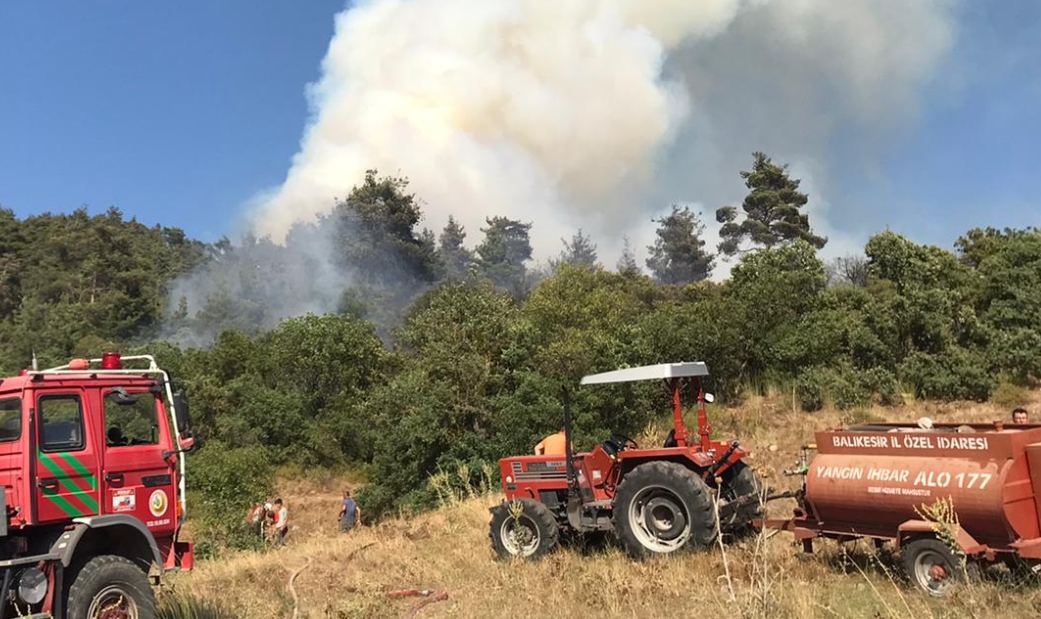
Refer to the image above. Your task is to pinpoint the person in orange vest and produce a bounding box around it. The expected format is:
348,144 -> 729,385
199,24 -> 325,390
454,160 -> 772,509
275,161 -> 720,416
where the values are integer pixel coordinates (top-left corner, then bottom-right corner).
534,428 -> 567,456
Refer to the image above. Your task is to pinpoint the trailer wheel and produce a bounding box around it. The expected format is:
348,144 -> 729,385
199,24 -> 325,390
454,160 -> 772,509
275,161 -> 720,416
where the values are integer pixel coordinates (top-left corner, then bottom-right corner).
902,538 -> 965,597
721,462 -> 764,538
489,499 -> 559,560
613,461 -> 716,559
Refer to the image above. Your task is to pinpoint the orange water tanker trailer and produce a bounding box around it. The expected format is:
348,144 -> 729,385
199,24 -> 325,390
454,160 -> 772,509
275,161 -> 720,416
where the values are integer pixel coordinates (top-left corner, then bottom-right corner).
766,420 -> 1041,594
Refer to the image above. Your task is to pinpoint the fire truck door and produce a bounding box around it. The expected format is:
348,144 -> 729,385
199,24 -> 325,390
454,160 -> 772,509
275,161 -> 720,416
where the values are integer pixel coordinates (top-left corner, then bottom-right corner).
100,388 -> 176,535
34,391 -> 101,522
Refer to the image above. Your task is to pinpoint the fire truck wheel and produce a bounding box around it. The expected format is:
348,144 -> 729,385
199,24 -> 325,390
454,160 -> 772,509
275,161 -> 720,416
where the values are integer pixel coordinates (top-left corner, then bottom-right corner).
489,499 -> 560,560
65,554 -> 156,619
902,538 -> 966,597
613,461 -> 716,559
721,462 -> 764,538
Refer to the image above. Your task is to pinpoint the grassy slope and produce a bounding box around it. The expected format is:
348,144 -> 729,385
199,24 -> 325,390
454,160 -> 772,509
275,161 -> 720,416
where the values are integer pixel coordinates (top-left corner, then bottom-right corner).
164,392 -> 1041,619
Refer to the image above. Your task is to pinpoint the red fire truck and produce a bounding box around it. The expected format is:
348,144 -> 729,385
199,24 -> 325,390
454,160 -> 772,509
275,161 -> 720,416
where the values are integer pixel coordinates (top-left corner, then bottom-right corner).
0,352 -> 194,618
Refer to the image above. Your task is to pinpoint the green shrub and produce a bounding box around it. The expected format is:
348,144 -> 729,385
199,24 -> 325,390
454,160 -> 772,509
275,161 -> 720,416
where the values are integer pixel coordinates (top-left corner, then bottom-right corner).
853,367 -> 904,407
796,366 -> 903,412
796,368 -> 831,412
990,381 -> 1031,408
187,443 -> 274,552
898,349 -> 995,401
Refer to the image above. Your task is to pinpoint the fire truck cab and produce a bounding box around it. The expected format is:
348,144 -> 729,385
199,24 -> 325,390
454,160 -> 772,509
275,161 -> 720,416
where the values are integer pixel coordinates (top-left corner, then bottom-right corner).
0,353 -> 194,618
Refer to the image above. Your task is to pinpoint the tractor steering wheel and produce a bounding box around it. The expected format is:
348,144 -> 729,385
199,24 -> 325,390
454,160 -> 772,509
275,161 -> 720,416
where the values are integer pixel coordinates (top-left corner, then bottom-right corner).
609,433 -> 638,450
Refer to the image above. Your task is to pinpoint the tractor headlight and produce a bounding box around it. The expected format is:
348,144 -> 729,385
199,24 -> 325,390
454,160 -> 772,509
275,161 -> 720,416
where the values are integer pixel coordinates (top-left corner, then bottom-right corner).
18,567 -> 47,605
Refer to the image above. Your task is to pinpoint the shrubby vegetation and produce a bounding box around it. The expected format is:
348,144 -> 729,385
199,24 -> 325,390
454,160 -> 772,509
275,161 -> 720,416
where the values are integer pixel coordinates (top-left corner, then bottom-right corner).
3,155 -> 1040,535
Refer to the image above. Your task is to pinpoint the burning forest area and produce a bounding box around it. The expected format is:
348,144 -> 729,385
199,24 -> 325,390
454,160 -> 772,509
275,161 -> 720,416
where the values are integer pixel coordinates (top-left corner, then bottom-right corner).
2,0 -> 1041,617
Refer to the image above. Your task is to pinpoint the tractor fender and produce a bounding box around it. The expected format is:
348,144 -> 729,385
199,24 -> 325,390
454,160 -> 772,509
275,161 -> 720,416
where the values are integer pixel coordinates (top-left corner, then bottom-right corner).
51,515 -> 162,569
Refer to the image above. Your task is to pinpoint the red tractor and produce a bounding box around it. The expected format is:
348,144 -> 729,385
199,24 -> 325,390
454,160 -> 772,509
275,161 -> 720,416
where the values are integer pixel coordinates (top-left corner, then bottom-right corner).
490,362 -> 764,559
0,352 -> 195,618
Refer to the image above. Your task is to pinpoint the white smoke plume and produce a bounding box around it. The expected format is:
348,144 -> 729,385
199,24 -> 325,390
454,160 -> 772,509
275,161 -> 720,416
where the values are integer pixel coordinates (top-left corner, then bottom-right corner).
252,0 -> 956,263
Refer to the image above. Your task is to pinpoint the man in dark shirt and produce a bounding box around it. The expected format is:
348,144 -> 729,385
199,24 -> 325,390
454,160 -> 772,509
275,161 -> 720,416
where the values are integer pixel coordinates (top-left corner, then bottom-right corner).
339,489 -> 362,532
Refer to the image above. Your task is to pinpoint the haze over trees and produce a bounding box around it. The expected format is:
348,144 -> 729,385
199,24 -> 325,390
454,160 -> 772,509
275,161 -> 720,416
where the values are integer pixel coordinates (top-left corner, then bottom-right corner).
552,229 -> 599,270
645,205 -> 714,284
474,216 -> 533,297
438,215 -> 473,278
2,162 -> 1039,541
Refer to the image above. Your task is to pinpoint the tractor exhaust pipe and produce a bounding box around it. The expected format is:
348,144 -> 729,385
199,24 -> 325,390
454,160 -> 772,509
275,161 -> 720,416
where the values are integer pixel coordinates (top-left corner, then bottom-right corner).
562,387 -> 578,499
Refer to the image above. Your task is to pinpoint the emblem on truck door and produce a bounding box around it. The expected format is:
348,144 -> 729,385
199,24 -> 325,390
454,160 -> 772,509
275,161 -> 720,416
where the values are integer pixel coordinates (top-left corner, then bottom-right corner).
112,489 -> 136,512
149,489 -> 168,517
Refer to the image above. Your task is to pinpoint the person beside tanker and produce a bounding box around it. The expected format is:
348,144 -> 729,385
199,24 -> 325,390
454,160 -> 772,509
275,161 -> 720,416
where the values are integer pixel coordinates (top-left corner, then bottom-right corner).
1012,407 -> 1029,424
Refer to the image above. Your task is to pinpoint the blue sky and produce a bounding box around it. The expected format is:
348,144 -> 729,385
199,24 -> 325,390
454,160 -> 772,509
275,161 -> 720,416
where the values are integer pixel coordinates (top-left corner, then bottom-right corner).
850,1 -> 1041,245
0,1 -> 1039,250
0,0 -> 344,241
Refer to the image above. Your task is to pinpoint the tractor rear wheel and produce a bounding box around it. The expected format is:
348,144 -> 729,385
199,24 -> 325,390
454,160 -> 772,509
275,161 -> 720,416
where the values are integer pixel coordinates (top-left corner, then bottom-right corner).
613,461 -> 716,559
720,462 -> 764,539
489,499 -> 559,560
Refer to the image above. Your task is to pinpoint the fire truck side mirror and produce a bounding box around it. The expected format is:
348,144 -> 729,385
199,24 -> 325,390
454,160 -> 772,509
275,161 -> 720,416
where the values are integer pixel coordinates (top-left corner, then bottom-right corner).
172,388 -> 194,442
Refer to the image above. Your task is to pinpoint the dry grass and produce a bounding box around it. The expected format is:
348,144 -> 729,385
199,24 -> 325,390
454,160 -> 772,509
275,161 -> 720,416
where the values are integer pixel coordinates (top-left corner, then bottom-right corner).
163,393 -> 1041,619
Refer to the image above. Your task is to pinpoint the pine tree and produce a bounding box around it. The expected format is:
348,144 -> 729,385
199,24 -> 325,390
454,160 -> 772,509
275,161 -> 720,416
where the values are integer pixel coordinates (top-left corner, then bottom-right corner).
646,206 -> 714,284
716,152 -> 826,256
475,216 -> 532,296
438,215 -> 473,278
616,236 -> 640,275
551,229 -> 598,270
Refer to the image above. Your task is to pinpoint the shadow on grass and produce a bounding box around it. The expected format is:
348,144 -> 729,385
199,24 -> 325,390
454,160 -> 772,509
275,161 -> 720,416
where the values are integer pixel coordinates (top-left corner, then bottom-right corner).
559,530 -> 616,556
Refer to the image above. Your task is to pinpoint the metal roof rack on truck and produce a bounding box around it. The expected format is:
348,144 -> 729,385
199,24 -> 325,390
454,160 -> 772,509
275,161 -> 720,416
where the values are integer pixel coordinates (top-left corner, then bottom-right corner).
26,352 -> 189,519
29,353 -> 163,376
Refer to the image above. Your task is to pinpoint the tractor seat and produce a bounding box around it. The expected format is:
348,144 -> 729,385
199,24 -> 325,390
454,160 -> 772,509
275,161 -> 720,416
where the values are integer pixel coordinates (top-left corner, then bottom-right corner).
663,429 -> 677,448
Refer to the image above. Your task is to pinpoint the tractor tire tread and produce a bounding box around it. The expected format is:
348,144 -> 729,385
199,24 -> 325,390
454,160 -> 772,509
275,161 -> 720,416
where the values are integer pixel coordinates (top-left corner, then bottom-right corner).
723,462 -> 765,539
489,498 -> 559,560
612,461 -> 716,559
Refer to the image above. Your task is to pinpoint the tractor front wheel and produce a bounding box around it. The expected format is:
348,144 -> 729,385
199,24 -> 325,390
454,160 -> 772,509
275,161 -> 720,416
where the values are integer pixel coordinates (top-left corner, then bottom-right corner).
613,461 -> 716,559
489,499 -> 559,560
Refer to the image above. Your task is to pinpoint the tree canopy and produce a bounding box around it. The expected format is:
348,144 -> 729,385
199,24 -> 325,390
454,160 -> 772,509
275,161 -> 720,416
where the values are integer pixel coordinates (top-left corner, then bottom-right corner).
4,171 -> 1039,531
716,152 -> 826,256
646,206 -> 714,284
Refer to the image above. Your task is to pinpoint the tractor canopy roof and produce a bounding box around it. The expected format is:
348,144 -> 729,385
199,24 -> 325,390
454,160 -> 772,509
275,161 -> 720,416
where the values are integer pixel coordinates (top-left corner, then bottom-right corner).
580,362 -> 709,385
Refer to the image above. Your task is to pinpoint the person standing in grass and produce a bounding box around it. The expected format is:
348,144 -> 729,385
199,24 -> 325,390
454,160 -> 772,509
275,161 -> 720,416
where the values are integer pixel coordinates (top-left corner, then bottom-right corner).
272,498 -> 289,545
1013,407 -> 1030,424
339,489 -> 362,532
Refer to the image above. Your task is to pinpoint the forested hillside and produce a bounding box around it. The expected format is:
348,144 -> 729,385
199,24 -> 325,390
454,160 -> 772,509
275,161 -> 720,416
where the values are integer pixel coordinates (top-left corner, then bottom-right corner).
2,157 -> 1040,547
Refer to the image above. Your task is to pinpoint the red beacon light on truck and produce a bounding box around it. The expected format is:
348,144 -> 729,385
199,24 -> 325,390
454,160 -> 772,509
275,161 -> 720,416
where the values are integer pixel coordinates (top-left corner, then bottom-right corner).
100,351 -> 123,370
